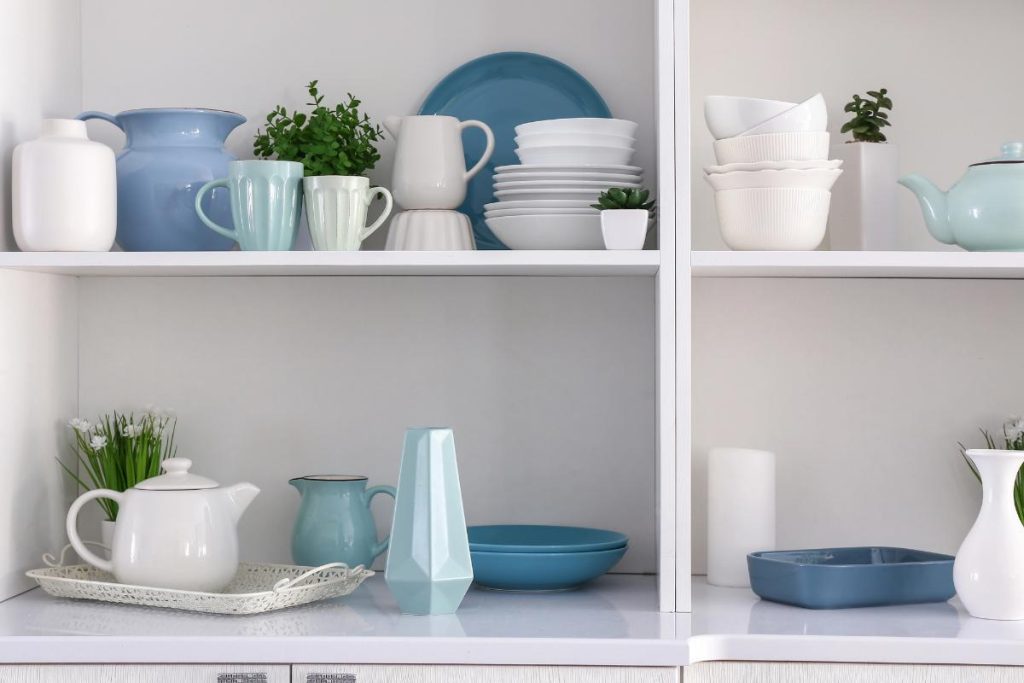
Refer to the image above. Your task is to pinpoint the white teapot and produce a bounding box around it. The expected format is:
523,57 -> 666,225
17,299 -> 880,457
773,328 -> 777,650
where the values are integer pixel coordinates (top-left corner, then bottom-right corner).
66,458 -> 259,592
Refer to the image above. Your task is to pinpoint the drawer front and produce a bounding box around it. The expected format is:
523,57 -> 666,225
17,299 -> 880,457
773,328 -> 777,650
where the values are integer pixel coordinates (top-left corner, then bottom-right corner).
685,662 -> 1024,683
0,665 -> 290,683
293,665 -> 678,683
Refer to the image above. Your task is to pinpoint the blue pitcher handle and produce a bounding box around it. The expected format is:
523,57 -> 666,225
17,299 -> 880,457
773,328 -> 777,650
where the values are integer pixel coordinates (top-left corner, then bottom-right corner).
364,485 -> 397,560
77,111 -> 123,130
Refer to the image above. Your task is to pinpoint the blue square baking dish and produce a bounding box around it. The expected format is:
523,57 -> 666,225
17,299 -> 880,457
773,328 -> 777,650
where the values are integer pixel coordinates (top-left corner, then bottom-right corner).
747,547 -> 955,609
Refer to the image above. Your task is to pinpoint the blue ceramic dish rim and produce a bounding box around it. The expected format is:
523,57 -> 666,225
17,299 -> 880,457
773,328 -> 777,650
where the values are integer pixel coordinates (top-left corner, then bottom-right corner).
470,545 -> 628,559
748,546 -> 955,568
468,525 -> 628,553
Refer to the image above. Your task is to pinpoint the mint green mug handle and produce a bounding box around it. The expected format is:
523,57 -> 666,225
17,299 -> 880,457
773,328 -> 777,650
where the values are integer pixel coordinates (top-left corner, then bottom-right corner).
364,484 -> 397,560
194,178 -> 236,240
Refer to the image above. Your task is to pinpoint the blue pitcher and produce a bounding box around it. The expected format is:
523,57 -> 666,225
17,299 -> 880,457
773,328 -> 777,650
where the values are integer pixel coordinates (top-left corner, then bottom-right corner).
77,108 -> 245,251
289,475 -> 396,569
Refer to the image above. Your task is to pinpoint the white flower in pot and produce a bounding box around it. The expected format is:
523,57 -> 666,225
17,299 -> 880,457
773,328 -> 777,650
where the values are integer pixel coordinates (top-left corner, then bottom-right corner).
594,187 -> 655,250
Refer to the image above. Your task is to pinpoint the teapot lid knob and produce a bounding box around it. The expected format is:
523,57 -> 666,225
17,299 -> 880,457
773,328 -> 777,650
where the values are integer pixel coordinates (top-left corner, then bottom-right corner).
1002,142 -> 1024,159
162,458 -> 192,475
136,457 -> 220,490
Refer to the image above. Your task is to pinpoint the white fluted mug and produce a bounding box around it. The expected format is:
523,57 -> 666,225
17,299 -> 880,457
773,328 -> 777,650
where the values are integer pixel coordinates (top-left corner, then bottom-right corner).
304,176 -> 393,251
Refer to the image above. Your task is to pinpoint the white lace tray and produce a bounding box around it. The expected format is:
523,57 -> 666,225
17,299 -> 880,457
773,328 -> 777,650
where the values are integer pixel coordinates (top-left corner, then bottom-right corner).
26,562 -> 374,615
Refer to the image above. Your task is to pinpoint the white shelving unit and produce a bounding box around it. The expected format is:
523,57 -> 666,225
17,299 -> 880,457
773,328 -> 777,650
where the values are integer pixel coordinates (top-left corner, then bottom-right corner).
692,250 -> 1024,279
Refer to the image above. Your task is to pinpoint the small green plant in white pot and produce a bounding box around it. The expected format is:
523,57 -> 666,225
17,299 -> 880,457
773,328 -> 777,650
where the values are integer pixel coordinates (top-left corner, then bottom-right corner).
594,187 -> 655,250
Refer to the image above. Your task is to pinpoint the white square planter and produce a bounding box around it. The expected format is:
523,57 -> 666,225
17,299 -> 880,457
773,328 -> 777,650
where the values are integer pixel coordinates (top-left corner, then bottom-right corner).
827,142 -> 899,251
600,209 -> 648,250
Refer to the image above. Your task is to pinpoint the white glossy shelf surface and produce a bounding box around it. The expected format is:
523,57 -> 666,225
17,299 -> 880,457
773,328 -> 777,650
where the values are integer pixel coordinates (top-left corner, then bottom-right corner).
692,250 -> 1024,279
0,251 -> 660,277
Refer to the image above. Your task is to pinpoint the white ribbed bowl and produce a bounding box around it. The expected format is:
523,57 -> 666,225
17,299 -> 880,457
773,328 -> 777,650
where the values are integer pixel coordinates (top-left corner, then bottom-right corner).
713,132 -> 829,165
715,188 -> 831,251
704,168 -> 842,192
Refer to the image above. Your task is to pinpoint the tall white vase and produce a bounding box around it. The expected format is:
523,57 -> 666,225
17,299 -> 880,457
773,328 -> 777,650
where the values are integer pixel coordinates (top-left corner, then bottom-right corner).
827,142 -> 899,251
707,447 -> 776,587
954,449 -> 1024,620
13,119 -> 116,251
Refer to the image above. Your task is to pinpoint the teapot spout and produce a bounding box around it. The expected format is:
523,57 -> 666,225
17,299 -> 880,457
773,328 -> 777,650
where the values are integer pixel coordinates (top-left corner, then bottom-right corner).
899,174 -> 953,244
223,482 -> 260,522
384,115 -> 402,138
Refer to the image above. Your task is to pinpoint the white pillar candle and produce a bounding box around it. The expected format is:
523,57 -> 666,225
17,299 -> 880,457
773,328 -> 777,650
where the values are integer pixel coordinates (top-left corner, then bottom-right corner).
707,447 -> 776,587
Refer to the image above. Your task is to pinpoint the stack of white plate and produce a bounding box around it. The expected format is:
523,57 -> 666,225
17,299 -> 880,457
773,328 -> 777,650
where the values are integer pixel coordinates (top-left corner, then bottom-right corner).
485,119 -> 642,249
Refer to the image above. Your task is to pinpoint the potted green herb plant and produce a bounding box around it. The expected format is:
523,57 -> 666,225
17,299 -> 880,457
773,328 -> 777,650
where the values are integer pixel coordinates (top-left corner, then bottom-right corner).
254,81 -> 393,251
593,187 -> 655,250
63,411 -> 177,550
829,88 -> 898,251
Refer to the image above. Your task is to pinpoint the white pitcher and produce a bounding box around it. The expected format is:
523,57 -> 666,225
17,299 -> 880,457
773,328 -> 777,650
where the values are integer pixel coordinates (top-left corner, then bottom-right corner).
384,115 -> 494,210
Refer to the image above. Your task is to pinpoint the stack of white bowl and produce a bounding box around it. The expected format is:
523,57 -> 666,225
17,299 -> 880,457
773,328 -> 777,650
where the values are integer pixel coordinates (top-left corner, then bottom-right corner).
703,94 -> 841,250
483,118 -> 641,250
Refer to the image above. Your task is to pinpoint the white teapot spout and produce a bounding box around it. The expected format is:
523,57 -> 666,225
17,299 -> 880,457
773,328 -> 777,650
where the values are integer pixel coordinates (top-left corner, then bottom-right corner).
223,482 -> 260,522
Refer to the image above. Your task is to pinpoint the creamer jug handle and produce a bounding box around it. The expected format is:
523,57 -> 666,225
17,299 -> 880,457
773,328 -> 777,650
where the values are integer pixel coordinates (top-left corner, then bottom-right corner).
460,120 -> 495,181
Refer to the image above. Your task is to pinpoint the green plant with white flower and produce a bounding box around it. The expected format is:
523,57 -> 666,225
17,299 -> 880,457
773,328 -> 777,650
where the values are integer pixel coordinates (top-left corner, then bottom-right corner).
62,410 -> 178,521
960,416 -> 1024,526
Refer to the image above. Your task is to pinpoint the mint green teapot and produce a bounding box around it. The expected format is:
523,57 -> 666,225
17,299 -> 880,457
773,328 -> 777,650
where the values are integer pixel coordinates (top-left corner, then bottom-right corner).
900,142 -> 1024,251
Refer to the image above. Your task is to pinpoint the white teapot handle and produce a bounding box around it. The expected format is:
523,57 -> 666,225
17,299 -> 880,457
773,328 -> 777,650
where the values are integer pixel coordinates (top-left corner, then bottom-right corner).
66,489 -> 123,573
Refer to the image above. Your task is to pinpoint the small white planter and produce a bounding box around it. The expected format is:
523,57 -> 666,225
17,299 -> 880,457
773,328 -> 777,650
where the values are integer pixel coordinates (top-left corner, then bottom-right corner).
600,209 -> 648,250
101,519 -> 116,560
828,142 -> 899,251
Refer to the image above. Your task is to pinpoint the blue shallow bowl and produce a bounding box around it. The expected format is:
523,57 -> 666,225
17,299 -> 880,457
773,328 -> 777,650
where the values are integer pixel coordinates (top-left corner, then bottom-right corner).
471,546 -> 627,591
748,547 -> 955,610
468,525 -> 628,553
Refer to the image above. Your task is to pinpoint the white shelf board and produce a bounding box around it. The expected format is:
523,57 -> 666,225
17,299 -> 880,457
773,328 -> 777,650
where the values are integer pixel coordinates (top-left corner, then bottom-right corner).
0,251 -> 660,277
691,250 -> 1024,279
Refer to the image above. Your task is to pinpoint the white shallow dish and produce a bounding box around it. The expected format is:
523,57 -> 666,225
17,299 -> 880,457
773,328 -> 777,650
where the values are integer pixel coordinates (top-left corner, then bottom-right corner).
493,179 -> 640,191
495,188 -> 603,202
485,207 -> 598,218
493,171 -> 642,184
515,132 -> 635,149
516,145 -> 634,167
713,132 -> 830,165
496,163 -> 642,175
515,118 -> 638,138
739,93 -> 827,136
26,562 -> 373,615
485,214 -> 604,250
484,199 -> 596,211
715,187 -> 832,251
704,95 -> 796,140
706,158 -> 842,174
704,167 -> 843,191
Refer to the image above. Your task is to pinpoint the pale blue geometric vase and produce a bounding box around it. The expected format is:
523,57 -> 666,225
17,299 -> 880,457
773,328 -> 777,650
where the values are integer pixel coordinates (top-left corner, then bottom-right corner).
385,428 -> 473,615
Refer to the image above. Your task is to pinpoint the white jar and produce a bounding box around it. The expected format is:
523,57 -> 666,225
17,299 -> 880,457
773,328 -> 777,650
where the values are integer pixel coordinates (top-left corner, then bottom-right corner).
13,118 -> 116,251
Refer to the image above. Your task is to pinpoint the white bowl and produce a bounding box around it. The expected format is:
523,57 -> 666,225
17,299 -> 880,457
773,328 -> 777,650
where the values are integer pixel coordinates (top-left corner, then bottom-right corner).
738,93 -> 827,136
705,159 -> 842,174
515,132 -> 636,149
703,96 -> 796,140
704,168 -> 842,192
495,164 -> 642,175
515,118 -> 638,138
714,187 -> 831,251
484,199 -> 596,211
713,132 -> 830,165
493,179 -> 640,191
485,214 -> 605,250
485,207 -> 598,218
516,145 -> 635,166
494,188 -> 603,202
494,170 -> 642,184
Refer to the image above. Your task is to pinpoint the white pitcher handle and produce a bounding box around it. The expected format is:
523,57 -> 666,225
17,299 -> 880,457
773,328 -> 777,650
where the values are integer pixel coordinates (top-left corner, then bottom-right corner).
361,187 -> 394,241
66,489 -> 122,573
460,120 -> 495,181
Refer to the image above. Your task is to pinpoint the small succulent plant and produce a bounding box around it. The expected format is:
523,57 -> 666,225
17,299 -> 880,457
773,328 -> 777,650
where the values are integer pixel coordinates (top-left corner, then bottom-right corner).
593,187 -> 656,215
841,88 -> 893,143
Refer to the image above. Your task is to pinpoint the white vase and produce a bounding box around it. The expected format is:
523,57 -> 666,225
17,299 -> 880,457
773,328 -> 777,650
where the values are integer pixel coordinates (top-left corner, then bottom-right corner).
954,449 -> 1024,620
707,447 -> 776,587
827,142 -> 899,251
12,119 -> 116,252
600,209 -> 648,250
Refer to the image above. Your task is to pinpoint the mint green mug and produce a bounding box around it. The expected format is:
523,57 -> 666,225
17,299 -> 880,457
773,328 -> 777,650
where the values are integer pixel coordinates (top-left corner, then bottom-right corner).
195,160 -> 303,251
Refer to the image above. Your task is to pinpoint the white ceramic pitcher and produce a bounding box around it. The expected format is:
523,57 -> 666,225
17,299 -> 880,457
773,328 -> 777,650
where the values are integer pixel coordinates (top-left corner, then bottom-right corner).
384,115 -> 494,210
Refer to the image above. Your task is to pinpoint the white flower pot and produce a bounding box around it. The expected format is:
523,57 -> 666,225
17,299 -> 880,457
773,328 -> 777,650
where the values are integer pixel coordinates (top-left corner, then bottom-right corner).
827,142 -> 899,251
101,519 -> 116,560
600,209 -> 648,250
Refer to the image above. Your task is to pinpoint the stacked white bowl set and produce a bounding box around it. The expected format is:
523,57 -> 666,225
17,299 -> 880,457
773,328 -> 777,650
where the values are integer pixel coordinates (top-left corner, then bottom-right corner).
704,94 -> 841,250
483,118 -> 643,250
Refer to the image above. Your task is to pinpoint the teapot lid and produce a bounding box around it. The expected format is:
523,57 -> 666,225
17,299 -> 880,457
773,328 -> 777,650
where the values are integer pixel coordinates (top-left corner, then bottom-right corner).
136,458 -> 219,490
971,142 -> 1024,167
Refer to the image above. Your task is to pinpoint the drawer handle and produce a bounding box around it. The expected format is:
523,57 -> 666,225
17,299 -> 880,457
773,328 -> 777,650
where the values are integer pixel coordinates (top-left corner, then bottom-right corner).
307,675 -> 356,683
218,675 -> 268,683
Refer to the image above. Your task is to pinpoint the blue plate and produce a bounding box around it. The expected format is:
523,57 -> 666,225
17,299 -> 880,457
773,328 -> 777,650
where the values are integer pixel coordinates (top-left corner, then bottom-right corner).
748,547 -> 955,610
471,546 -> 627,591
419,52 -> 611,250
468,525 -> 627,553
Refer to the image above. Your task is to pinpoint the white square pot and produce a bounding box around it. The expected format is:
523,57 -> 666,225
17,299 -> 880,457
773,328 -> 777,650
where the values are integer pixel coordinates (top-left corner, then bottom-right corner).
600,209 -> 648,250
827,142 -> 899,251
